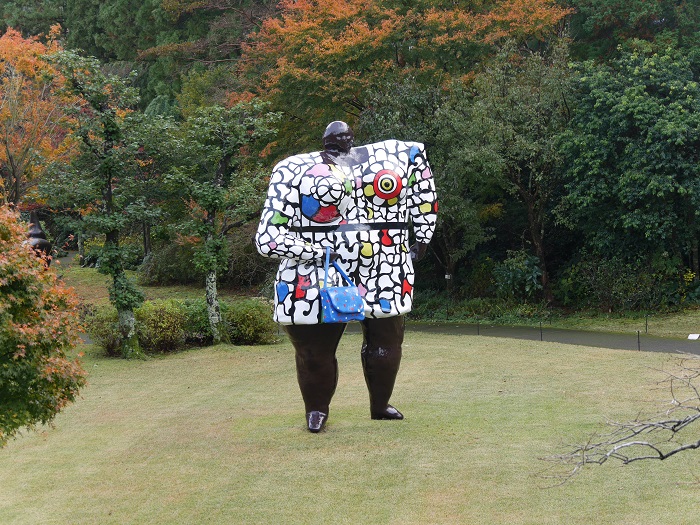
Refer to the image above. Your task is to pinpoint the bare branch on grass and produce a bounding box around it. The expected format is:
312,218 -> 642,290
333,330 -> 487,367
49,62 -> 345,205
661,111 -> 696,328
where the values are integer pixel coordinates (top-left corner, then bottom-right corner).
542,354 -> 700,484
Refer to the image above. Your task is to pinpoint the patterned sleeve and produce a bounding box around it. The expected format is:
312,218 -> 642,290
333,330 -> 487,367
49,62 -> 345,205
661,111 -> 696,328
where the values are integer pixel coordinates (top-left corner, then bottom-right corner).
406,143 -> 438,243
254,161 -> 325,262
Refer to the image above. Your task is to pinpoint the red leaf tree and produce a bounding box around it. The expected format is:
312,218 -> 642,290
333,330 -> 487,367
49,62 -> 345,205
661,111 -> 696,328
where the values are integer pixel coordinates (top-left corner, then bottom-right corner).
0,205 -> 86,447
234,0 -> 572,151
0,27 -> 77,206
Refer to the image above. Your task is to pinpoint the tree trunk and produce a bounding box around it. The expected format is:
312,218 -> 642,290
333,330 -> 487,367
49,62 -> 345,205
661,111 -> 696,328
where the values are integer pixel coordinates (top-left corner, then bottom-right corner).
106,231 -> 143,359
206,268 -> 223,344
117,308 -> 141,359
693,238 -> 699,280
77,231 -> 85,266
445,256 -> 456,294
525,197 -> 553,303
142,222 -> 152,257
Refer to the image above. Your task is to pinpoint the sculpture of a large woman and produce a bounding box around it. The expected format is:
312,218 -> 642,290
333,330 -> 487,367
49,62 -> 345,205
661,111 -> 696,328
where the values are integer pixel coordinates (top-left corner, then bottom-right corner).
255,122 -> 438,432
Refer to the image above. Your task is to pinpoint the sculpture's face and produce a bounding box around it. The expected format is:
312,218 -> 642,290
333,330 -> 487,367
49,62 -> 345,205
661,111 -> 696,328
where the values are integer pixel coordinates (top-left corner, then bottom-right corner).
323,121 -> 354,154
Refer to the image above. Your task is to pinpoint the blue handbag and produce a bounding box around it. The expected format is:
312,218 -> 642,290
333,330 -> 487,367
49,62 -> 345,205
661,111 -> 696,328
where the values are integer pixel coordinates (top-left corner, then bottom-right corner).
320,247 -> 365,323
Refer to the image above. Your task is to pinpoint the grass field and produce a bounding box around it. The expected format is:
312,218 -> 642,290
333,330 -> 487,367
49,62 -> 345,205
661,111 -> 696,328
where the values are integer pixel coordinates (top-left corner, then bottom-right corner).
2,332 -> 700,524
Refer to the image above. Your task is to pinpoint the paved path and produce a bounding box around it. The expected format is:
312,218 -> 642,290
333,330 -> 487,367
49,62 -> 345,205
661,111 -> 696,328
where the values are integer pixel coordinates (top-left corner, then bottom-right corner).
348,322 -> 700,355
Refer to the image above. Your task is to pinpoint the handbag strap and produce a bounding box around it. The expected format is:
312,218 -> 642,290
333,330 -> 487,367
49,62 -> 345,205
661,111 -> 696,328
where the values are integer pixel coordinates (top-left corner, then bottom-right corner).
323,246 -> 355,288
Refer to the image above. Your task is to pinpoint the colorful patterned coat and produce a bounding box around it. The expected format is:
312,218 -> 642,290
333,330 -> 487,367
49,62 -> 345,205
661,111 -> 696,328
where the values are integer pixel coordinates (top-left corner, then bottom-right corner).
255,140 -> 438,325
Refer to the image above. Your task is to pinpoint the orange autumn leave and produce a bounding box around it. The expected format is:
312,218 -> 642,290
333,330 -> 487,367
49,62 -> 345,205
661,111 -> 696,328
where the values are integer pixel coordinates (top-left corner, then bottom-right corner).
0,27 -> 79,206
0,204 -> 86,446
235,0 -> 572,149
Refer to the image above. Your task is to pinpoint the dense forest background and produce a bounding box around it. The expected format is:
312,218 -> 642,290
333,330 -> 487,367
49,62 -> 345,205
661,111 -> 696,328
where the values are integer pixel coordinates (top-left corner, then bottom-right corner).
2,0 -> 700,316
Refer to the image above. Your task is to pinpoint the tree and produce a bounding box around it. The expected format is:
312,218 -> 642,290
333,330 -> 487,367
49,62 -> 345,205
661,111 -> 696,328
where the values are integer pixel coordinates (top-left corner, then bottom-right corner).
235,0 -> 573,155
0,205 -> 86,447
558,47 -> 700,277
565,0 -> 700,60
159,102 -> 279,343
42,50 -> 145,358
359,76 -> 493,290
462,39 -> 574,301
0,1 -> 66,36
547,354 -> 700,483
0,27 -> 77,206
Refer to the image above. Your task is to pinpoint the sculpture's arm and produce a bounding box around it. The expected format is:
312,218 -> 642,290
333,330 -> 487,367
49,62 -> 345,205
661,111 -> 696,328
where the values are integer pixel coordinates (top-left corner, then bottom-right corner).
406,144 -> 438,261
254,166 -> 325,262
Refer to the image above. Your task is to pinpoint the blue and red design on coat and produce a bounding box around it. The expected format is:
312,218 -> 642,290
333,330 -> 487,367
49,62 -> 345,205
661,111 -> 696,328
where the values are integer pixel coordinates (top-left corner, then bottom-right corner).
255,140 -> 438,325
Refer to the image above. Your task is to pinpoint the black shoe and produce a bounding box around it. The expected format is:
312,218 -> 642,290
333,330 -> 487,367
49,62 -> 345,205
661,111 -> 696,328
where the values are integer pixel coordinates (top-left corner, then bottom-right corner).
307,411 -> 328,433
371,405 -> 404,420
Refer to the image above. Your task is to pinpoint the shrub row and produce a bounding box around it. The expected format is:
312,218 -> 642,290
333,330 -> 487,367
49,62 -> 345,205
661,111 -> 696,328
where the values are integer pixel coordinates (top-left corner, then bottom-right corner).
86,298 -> 277,356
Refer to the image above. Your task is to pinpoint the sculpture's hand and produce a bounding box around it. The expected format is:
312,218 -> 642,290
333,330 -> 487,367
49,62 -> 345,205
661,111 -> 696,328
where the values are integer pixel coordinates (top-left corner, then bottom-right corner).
409,242 -> 428,262
320,249 -> 340,263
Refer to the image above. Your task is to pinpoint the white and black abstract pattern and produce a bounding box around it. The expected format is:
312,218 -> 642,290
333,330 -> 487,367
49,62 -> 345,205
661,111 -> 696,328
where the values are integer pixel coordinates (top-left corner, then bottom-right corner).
255,140 -> 438,325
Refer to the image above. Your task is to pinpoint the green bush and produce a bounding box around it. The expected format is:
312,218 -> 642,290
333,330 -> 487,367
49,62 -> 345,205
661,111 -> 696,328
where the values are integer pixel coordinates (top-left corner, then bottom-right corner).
223,299 -> 277,345
85,306 -> 122,357
89,298 -> 276,353
554,253 -> 685,312
180,298 -> 228,346
409,289 -> 452,320
138,229 -> 276,289
461,256 -> 496,298
409,291 -> 551,324
492,250 -> 543,302
222,224 -> 278,288
135,299 -> 187,353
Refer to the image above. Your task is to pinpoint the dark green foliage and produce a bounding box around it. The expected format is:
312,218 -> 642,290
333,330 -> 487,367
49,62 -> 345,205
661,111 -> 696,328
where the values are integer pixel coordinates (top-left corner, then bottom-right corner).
553,249 -> 694,312
465,39 -> 574,300
460,255 -> 497,298
566,0 -> 700,60
359,76 -> 490,284
137,243 -> 205,286
221,224 -> 278,288
0,0 -> 64,35
558,48 -> 700,266
137,226 -> 276,288
222,299 -> 277,345
135,299 -> 187,353
492,250 -> 543,302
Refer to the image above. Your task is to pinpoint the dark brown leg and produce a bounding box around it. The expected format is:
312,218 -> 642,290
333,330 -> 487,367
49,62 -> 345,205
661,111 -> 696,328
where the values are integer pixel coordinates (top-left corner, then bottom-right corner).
285,323 -> 346,431
360,316 -> 405,420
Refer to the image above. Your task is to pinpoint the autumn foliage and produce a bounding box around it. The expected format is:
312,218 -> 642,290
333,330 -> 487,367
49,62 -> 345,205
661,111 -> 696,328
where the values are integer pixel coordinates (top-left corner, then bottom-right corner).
0,205 -> 86,446
236,0 -> 572,149
0,27 -> 77,205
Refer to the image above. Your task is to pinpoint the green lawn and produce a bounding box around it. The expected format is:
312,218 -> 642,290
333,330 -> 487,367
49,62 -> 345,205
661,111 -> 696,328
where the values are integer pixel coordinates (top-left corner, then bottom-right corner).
2,333 -> 699,524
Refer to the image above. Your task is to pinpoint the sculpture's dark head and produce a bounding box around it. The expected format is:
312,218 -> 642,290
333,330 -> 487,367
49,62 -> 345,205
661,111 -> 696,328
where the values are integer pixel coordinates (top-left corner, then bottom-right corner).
322,121 -> 354,155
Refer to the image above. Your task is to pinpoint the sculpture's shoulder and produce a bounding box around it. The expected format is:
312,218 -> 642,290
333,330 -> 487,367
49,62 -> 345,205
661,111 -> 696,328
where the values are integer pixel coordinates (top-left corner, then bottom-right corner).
364,139 -> 426,154
272,151 -> 322,173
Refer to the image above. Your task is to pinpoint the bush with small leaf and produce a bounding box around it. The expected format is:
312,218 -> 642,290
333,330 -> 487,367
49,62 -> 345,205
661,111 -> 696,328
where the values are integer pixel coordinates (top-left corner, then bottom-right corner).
134,299 -> 187,353
223,299 -> 277,345
85,306 -> 122,357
